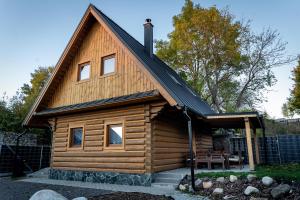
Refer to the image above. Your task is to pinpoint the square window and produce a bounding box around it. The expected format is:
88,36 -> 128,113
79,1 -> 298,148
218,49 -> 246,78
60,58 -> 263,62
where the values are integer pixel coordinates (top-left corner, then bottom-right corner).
107,124 -> 123,145
104,121 -> 124,150
101,55 -> 115,75
70,127 -> 83,147
78,63 -> 90,81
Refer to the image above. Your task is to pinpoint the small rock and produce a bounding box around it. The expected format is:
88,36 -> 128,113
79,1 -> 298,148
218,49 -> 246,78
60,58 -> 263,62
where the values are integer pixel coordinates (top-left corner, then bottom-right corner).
195,178 -> 202,187
29,190 -> 68,200
213,188 -> 224,195
72,198 -> 88,200
247,174 -> 257,182
188,185 -> 193,193
229,175 -> 237,182
262,176 -> 273,186
262,188 -> 272,194
202,177 -> 209,181
271,184 -> 291,199
216,177 -> 225,183
244,186 -> 259,196
179,184 -> 186,191
203,181 -> 213,189
186,175 -> 192,181
223,195 -> 235,199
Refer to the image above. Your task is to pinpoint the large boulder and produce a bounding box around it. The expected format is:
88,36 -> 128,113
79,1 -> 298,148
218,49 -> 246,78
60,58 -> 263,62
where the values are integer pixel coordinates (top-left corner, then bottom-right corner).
244,186 -> 259,196
229,175 -> 238,183
247,174 -> 257,182
262,176 -> 273,186
216,177 -> 225,183
271,184 -> 291,199
29,190 -> 68,200
203,181 -> 213,189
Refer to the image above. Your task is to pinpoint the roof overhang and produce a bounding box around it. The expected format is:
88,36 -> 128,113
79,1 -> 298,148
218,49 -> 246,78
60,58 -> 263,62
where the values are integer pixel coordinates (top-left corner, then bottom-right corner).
199,112 -> 264,129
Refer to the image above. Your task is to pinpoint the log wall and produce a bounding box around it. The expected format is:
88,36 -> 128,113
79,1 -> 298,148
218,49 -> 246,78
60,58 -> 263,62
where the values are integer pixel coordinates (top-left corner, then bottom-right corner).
151,116 -> 189,173
195,128 -> 213,154
50,101 -> 166,174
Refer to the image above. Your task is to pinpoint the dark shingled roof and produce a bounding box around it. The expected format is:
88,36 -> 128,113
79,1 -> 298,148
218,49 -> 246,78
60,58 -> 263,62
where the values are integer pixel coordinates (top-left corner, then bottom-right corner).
35,90 -> 160,116
92,5 -> 214,116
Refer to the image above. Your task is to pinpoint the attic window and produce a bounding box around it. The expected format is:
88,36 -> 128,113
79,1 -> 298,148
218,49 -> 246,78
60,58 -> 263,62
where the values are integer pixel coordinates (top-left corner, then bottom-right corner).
78,63 -> 90,81
101,54 -> 115,75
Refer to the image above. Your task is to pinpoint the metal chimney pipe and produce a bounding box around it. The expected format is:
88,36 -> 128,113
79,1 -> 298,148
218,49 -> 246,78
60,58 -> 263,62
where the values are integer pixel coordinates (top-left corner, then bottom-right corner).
143,18 -> 153,57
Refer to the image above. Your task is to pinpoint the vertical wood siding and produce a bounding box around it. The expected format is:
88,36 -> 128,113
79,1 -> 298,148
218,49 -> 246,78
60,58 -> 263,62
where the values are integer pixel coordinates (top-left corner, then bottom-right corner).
47,21 -> 156,108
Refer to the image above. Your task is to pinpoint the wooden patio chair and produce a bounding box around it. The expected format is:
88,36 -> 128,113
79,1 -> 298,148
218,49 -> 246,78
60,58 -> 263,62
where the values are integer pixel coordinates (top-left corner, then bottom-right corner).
210,153 -> 225,169
195,151 -> 211,169
228,150 -> 244,169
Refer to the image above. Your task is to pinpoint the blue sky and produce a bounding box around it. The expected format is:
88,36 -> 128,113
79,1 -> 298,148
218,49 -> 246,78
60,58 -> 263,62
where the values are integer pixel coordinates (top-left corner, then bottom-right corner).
0,0 -> 299,118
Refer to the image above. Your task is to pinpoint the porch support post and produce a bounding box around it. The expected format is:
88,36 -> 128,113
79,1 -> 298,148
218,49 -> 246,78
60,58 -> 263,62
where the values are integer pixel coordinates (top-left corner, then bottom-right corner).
253,129 -> 260,164
245,117 -> 255,171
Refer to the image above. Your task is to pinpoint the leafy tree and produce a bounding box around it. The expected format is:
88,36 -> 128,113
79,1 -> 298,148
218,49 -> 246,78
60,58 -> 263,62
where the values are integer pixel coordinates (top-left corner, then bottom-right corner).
0,94 -> 16,131
0,66 -> 53,133
156,0 -> 293,112
19,66 -> 54,118
283,58 -> 300,116
282,102 -> 294,118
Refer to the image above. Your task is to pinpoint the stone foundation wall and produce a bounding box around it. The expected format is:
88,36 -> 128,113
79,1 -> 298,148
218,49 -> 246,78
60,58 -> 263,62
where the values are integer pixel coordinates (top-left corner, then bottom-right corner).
49,168 -> 152,186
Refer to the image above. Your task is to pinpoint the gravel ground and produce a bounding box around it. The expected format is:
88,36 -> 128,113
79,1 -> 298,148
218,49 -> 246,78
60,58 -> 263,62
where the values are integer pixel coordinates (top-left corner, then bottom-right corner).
0,177 -> 112,200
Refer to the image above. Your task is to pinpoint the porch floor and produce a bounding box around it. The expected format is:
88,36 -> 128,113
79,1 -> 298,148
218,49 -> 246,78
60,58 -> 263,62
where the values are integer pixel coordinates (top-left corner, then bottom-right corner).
152,166 -> 250,188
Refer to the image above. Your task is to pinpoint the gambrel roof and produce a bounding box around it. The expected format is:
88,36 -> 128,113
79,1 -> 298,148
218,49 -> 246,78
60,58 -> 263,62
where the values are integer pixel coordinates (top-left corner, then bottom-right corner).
23,4 -> 214,127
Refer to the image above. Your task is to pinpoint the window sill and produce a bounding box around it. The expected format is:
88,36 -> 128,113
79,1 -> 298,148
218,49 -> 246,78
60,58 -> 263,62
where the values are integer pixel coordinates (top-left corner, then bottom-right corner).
99,72 -> 116,78
67,146 -> 83,151
75,79 -> 90,85
103,145 -> 124,151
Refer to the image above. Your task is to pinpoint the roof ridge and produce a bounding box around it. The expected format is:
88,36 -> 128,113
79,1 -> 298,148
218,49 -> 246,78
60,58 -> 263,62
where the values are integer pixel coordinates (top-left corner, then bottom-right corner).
92,5 -> 145,49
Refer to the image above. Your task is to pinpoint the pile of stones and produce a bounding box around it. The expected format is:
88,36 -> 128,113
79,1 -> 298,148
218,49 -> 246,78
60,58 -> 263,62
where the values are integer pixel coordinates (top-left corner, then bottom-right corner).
178,174 -> 297,199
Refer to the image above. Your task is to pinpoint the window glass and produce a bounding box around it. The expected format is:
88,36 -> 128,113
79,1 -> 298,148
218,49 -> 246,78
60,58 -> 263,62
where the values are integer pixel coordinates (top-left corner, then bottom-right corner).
79,64 -> 90,80
108,124 -> 122,145
102,56 -> 115,75
70,127 -> 83,146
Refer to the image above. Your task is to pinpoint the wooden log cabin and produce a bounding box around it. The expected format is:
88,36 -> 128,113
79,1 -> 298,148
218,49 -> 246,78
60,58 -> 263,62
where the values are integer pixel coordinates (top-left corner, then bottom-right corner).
23,4 -> 265,186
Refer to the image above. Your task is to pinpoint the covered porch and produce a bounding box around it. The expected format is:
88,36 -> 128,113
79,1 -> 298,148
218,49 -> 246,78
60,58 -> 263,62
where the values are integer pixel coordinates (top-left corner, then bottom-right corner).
193,112 -> 265,171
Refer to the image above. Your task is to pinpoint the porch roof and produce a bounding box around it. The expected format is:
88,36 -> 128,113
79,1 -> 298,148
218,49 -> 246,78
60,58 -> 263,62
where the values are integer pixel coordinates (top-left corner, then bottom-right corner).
201,112 -> 264,129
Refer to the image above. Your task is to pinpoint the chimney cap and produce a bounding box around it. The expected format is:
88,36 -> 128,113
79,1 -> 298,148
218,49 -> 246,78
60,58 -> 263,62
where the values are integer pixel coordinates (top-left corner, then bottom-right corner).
144,18 -> 153,26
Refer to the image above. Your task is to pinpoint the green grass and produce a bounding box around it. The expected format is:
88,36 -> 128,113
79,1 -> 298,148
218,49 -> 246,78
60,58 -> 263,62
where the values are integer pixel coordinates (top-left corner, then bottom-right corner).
196,171 -> 248,179
196,163 -> 300,181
